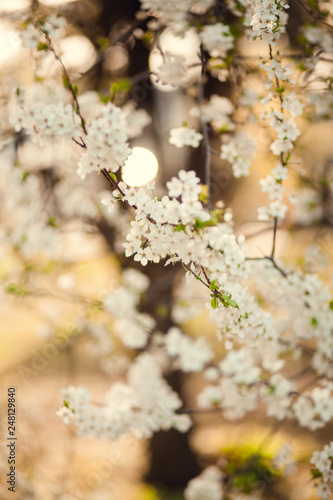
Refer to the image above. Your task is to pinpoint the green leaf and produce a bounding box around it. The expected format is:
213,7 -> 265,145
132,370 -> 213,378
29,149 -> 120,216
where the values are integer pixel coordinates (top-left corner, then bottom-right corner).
221,293 -> 239,309
209,279 -> 218,291
311,469 -> 322,479
219,124 -> 229,133
37,42 -> 49,51
329,301 -> 333,310
227,298 -> 239,308
63,75 -> 69,88
95,36 -> 110,52
297,61 -> 307,72
99,93 -> 111,104
143,31 -> 154,46
311,316 -> 318,327
231,472 -> 258,494
109,172 -> 118,183
110,78 -> 132,95
176,223 -> 186,232
6,284 -> 29,297
199,185 -> 208,204
156,304 -> 169,318
48,216 -> 57,228
194,218 -> 215,230
71,84 -> 79,96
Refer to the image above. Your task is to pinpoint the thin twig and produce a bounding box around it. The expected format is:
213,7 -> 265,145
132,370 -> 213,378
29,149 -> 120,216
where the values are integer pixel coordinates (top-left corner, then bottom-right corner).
199,43 -> 212,212
246,255 -> 288,278
293,0 -> 333,31
44,33 -> 87,136
270,217 -> 278,259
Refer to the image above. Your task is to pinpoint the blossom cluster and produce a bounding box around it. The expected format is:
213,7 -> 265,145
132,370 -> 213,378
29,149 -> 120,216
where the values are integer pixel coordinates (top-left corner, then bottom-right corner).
311,442 -> 333,500
200,23 -> 234,58
169,126 -> 203,148
10,85 -> 81,146
77,103 -> 131,179
155,51 -> 188,87
20,15 -> 66,48
117,170 -> 247,275
103,268 -> 155,349
57,353 -> 191,439
244,0 -> 289,44
256,55 -> 304,221
184,466 -> 223,500
191,94 -> 235,132
164,326 -> 213,372
220,131 -> 256,178
4,2 -> 333,499
139,0 -> 215,32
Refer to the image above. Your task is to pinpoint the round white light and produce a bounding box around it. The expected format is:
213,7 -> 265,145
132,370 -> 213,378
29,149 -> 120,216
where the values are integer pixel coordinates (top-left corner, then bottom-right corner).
122,147 -> 158,187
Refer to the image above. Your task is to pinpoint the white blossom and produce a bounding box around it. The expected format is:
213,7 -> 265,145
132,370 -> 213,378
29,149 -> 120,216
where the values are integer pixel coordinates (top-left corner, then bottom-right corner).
200,23 -> 234,58
164,327 -> 214,372
185,467 -> 223,500
169,127 -> 203,148
20,24 -> 41,48
155,52 -> 188,87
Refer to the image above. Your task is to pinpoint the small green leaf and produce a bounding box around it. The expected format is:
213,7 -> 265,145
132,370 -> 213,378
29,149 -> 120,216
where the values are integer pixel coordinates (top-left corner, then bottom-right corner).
48,216 -> 57,228
297,61 -> 307,72
227,298 -> 239,308
194,218 -> 215,230
199,185 -> 208,204
37,42 -> 49,51
219,124 -> 229,133
6,284 -> 29,297
311,317 -> 318,327
176,223 -> 186,232
109,172 -> 118,183
71,84 -> 79,96
99,93 -> 111,104
221,293 -> 239,309
110,78 -> 132,95
311,469 -> 322,479
63,75 -> 69,88
209,279 -> 218,291
211,296 -> 219,309
95,36 -> 110,52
